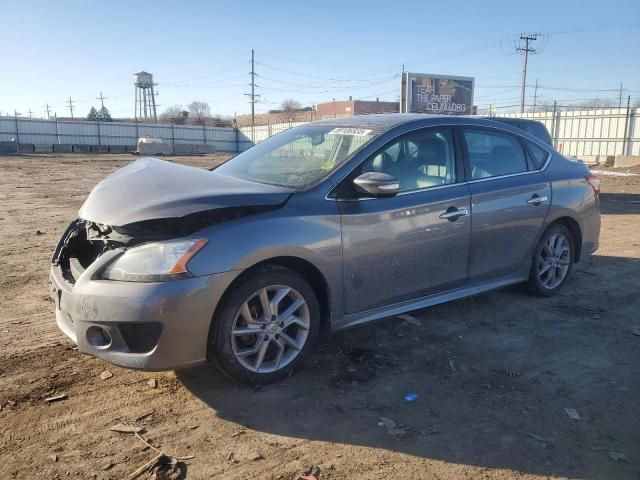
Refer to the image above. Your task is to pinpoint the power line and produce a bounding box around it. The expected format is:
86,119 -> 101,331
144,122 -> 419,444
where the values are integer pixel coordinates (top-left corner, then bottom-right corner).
516,33 -> 539,113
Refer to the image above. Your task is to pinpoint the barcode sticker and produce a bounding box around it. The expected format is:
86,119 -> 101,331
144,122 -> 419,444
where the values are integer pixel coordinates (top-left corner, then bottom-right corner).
328,128 -> 373,136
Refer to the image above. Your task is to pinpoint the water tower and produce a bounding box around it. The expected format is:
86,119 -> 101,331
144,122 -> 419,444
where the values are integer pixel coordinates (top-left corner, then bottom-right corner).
134,71 -> 157,122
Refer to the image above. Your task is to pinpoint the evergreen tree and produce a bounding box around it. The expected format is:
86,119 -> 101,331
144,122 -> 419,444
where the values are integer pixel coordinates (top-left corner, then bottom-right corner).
87,106 -> 99,121
97,106 -> 112,121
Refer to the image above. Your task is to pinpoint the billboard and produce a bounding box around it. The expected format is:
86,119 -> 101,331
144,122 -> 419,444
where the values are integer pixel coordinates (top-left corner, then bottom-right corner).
400,72 -> 474,115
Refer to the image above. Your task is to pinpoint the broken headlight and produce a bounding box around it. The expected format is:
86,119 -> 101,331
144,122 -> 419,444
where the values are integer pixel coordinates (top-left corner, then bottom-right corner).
100,238 -> 207,282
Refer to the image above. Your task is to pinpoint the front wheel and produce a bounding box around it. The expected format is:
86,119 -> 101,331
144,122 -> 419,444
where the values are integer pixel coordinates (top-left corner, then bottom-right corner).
211,268 -> 320,384
527,224 -> 575,297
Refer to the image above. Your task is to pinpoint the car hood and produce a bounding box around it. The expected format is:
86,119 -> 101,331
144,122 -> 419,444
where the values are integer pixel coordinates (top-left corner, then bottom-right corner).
79,157 -> 294,226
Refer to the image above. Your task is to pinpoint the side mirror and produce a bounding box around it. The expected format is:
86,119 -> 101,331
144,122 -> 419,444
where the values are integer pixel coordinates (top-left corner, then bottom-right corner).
353,172 -> 400,196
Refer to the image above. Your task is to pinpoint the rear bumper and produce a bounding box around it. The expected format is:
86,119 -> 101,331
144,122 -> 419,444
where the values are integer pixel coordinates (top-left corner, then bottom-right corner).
50,259 -> 240,371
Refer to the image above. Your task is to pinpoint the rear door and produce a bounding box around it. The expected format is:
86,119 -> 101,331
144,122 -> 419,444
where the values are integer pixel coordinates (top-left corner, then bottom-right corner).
462,127 -> 551,282
337,127 -> 471,314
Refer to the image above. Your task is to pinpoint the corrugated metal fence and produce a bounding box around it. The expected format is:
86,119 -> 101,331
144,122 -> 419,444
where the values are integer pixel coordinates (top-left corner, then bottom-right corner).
495,107 -> 638,157
0,117 -> 250,152
238,122 -> 308,144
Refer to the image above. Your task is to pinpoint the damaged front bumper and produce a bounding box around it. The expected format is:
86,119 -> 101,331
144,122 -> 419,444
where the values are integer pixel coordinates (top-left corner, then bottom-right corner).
50,242 -> 239,371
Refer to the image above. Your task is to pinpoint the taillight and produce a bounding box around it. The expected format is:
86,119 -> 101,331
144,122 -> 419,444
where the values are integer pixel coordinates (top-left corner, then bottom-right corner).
585,175 -> 600,198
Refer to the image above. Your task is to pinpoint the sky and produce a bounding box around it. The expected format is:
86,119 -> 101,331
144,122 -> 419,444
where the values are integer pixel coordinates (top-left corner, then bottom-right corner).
1,0 -> 639,119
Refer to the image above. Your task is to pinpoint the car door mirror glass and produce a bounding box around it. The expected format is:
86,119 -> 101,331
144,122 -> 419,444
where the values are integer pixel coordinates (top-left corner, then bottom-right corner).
353,172 -> 399,196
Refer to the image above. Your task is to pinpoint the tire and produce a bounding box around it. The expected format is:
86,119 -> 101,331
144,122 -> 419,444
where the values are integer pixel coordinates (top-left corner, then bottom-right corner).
211,267 -> 320,384
527,223 -> 575,297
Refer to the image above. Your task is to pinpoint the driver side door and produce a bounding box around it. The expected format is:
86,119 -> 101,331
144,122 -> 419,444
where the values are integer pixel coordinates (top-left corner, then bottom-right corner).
336,127 -> 471,314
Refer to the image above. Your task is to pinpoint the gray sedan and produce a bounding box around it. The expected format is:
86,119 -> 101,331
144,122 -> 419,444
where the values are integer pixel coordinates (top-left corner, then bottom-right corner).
51,114 -> 601,383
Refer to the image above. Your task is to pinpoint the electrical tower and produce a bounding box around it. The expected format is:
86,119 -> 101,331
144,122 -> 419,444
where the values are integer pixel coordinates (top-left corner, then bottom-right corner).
134,71 -> 158,122
516,33 -> 539,113
44,103 -> 52,119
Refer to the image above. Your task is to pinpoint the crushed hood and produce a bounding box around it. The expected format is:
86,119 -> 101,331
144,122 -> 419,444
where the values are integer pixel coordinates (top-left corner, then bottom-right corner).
79,157 -> 294,226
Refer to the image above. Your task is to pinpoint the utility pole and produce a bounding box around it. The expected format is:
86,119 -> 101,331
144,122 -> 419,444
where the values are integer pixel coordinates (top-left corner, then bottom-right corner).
67,97 -> 75,118
97,92 -> 107,110
27,109 -> 33,118
244,49 -> 259,142
44,103 -> 52,119
618,83 -> 624,108
532,79 -> 540,114
516,33 -> 539,113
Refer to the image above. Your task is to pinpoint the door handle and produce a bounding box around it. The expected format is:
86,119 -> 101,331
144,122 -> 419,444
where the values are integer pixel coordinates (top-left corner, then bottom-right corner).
527,195 -> 548,206
439,208 -> 469,220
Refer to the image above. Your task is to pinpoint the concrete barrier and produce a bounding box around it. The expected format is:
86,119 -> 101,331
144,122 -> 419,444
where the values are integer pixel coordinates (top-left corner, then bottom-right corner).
90,145 -> 109,153
17,143 -> 34,153
108,145 -> 128,153
137,142 -> 173,155
173,144 -> 217,155
72,144 -> 90,153
33,144 -> 53,153
614,155 -> 640,168
53,144 -> 73,153
0,141 -> 17,154
579,155 -> 614,166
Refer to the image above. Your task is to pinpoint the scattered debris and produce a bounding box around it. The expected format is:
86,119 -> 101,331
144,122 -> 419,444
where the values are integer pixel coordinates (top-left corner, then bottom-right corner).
519,430 -> 551,447
231,430 -> 246,437
100,370 -> 113,380
249,452 -> 265,461
448,360 -> 457,371
35,230 -> 45,236
608,451 -> 628,462
188,424 -> 199,430
135,410 -> 154,422
378,416 -> 409,437
102,462 -> 114,471
110,424 -> 146,435
565,408 -> 582,420
493,369 -> 521,377
147,378 -> 158,389
44,394 -> 67,404
397,314 -> 421,326
126,432 -> 194,479
299,465 -> 321,479
403,392 -> 419,403
49,454 -> 58,462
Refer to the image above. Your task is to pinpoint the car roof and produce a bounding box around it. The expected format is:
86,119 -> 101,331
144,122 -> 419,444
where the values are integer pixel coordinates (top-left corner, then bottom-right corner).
312,113 -> 525,131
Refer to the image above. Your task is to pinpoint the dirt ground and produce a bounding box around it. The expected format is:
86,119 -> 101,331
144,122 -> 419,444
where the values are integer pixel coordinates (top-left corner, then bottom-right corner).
0,153 -> 639,480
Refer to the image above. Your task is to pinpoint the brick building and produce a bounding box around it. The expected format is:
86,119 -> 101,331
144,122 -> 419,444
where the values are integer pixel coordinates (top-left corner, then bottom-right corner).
315,98 -> 399,119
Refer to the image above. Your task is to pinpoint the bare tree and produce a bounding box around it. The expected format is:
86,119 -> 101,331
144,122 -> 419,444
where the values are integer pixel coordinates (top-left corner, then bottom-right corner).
188,101 -> 211,125
281,98 -> 302,121
567,98 -> 616,110
159,105 -> 188,124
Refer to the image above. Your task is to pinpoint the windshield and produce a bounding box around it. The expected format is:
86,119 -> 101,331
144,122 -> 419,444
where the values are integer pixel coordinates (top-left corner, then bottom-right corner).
215,125 -> 378,189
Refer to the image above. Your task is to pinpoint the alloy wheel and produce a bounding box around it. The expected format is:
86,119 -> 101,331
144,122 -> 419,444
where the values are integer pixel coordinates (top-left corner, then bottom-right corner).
538,233 -> 571,289
230,285 -> 310,373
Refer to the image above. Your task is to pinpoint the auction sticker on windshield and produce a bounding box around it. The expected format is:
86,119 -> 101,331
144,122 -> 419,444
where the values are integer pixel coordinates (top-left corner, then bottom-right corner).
328,128 -> 373,136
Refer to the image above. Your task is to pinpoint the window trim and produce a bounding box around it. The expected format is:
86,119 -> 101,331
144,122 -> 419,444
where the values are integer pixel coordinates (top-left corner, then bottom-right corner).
332,126 -> 462,200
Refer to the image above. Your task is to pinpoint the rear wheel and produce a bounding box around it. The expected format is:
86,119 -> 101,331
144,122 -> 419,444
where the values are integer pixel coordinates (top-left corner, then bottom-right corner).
212,268 -> 320,384
528,224 -> 574,296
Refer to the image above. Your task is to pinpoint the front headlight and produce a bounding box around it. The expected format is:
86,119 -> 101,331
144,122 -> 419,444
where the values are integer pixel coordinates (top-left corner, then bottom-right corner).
101,238 -> 207,282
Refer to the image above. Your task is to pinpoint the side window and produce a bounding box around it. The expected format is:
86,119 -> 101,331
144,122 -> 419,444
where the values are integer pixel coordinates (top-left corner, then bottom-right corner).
361,129 -> 456,192
464,129 -> 528,180
521,121 -> 552,145
524,140 -> 549,169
